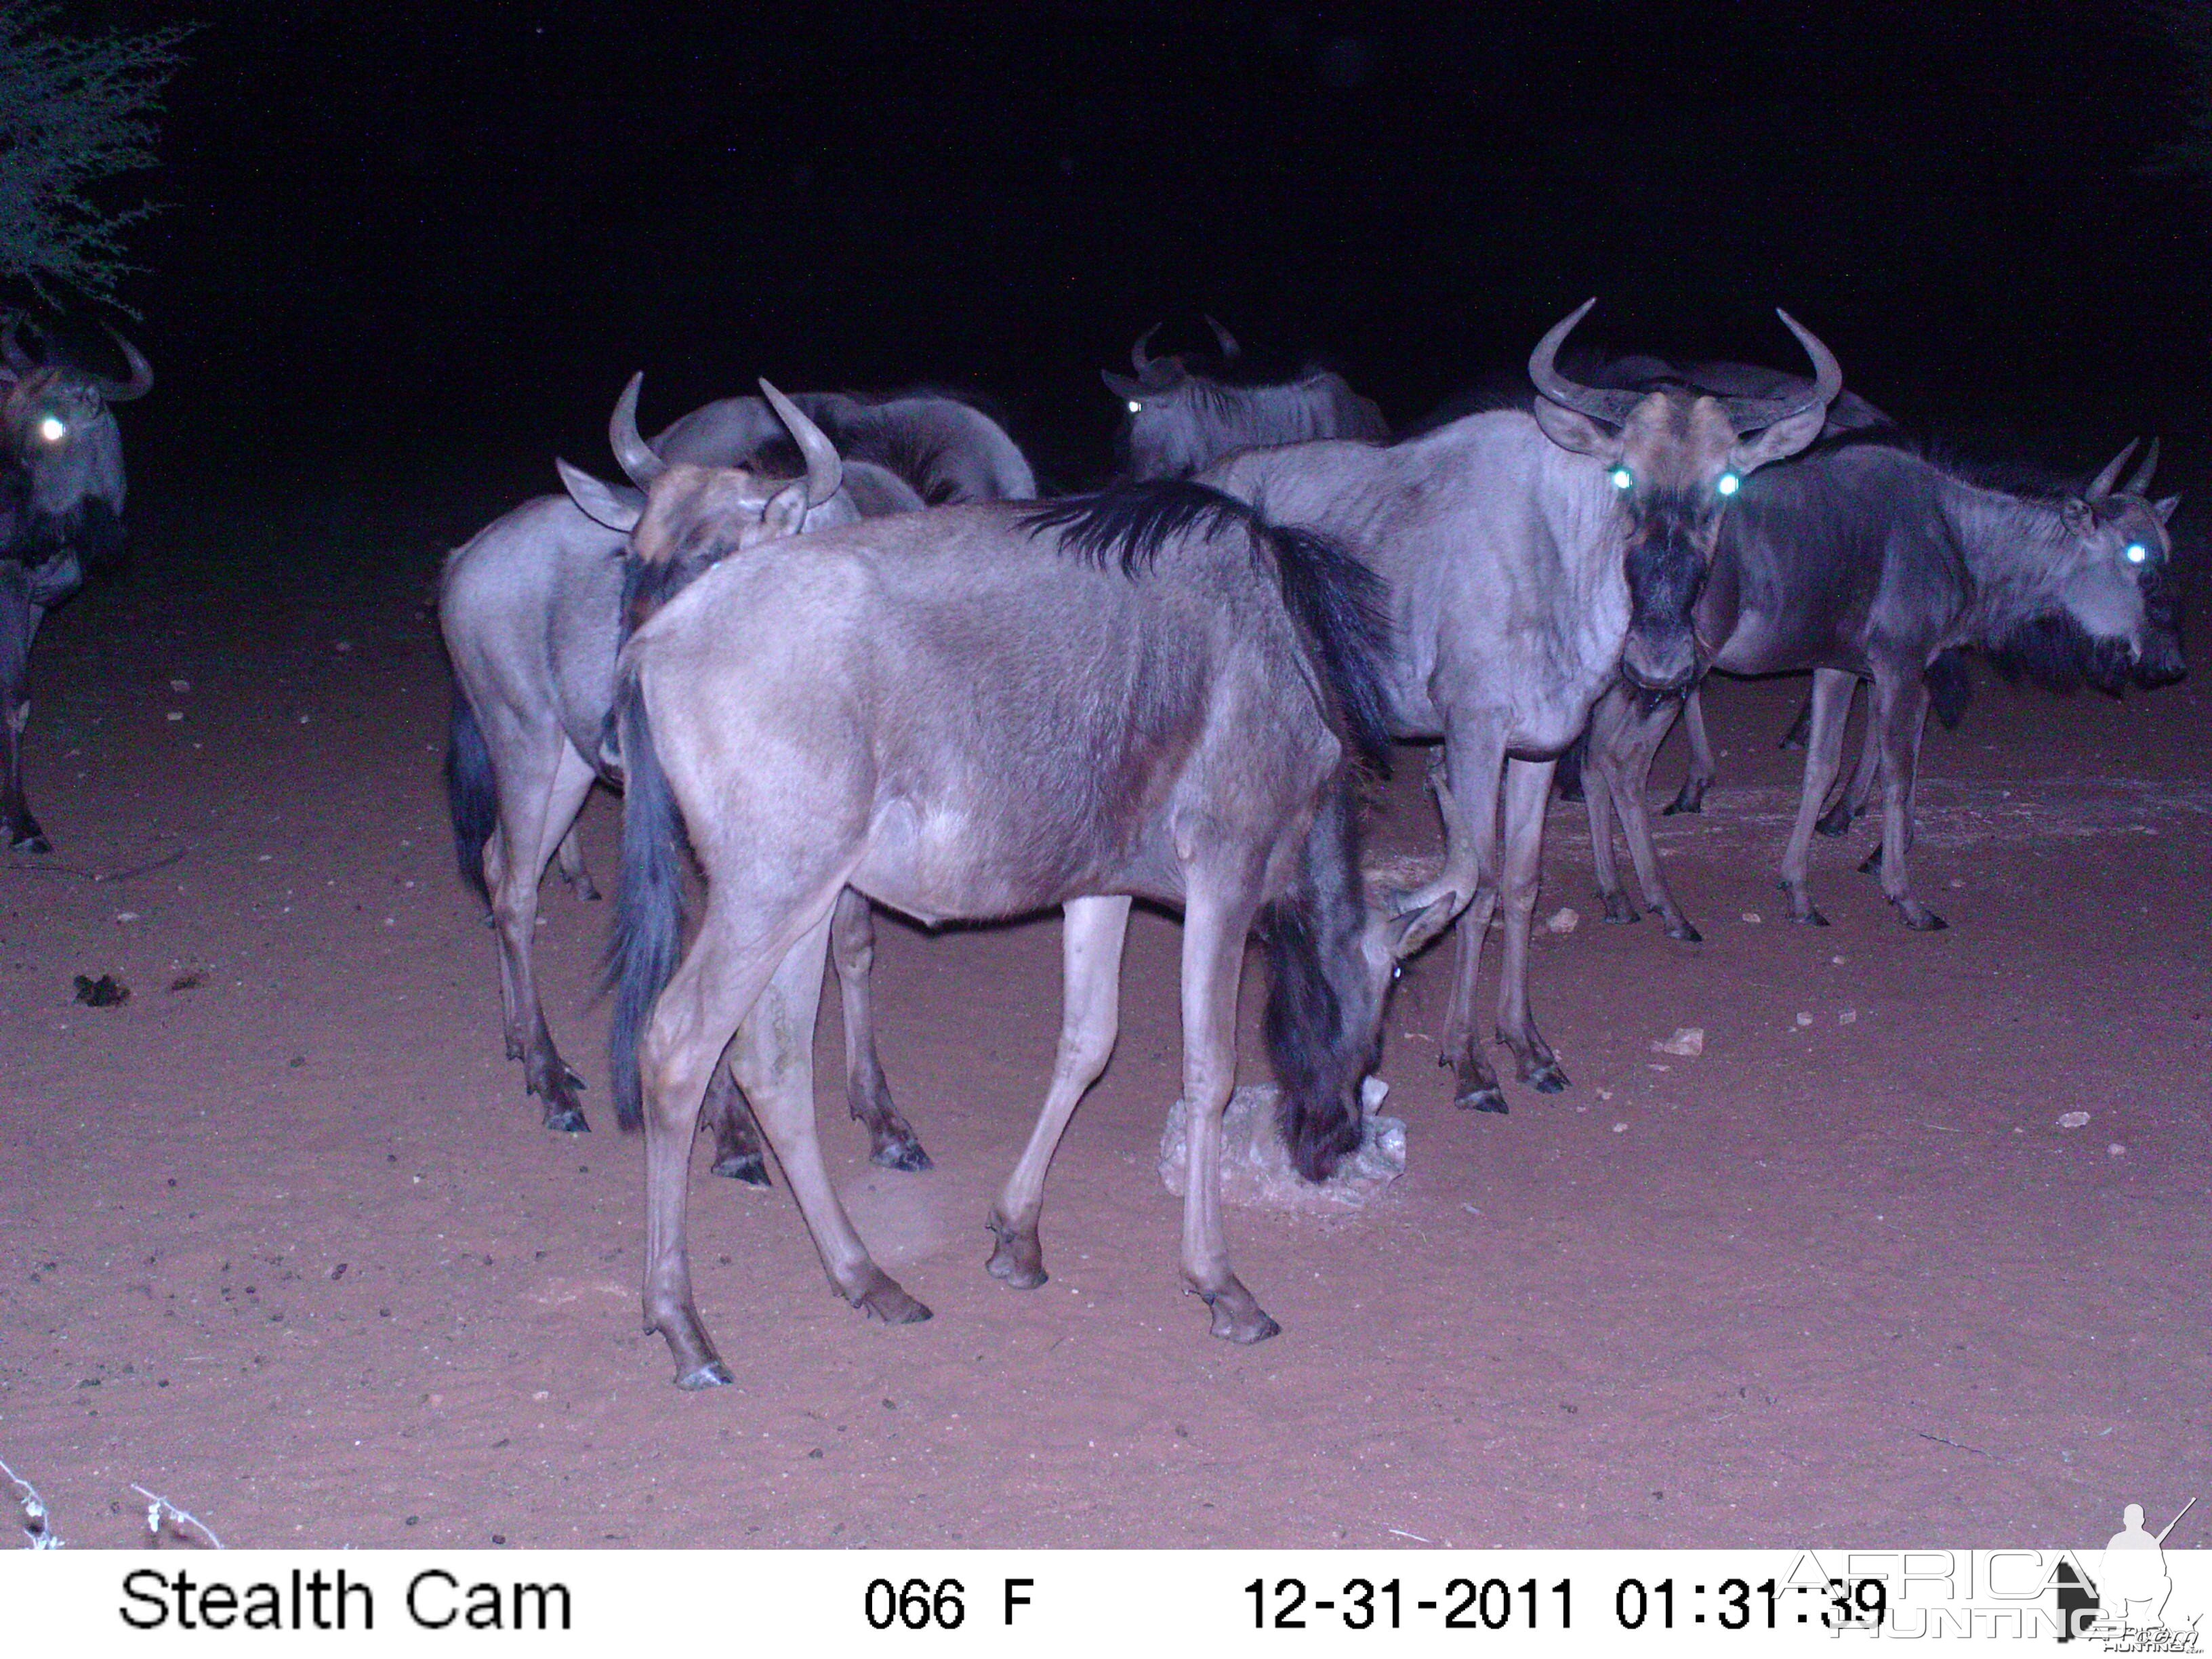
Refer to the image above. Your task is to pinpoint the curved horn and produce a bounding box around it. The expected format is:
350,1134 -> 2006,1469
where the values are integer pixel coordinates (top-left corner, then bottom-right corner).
1204,314 -> 1241,360
607,373 -> 667,488
1715,308 -> 1844,433
758,379 -> 841,507
1528,299 -> 1644,427
2126,436 -> 2160,497
1130,323 -> 1163,376
3,313 -> 37,376
91,323 -> 152,402
2085,439 -> 2139,500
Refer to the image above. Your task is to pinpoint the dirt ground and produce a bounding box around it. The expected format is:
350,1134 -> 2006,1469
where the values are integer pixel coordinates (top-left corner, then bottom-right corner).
1,470 -> 2205,1551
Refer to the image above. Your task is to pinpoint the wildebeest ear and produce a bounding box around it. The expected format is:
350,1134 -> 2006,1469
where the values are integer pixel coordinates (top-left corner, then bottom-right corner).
2155,494 -> 2181,525
1532,396 -> 1622,461
761,480 -> 811,543
2060,497 -> 2094,535
1727,402 -> 1830,474
1101,369 -> 1145,403
1382,890 -> 1457,961
556,457 -> 643,533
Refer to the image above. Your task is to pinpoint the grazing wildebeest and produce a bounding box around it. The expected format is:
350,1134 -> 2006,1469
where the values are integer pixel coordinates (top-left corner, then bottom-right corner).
1206,301 -> 1842,1113
605,469 -> 1413,1385
1573,432 -> 2184,935
1102,320 -> 1390,480
0,316 -> 152,853
441,377 -> 1022,1163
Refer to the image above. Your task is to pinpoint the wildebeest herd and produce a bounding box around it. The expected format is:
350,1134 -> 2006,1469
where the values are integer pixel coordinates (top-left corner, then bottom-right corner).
7,304 -> 2185,1392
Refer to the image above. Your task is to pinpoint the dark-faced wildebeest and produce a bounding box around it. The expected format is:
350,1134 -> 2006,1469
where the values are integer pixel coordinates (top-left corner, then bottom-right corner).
605,470 -> 1413,1385
1572,432 -> 2185,935
1204,301 -> 1843,1113
1103,320 -> 1390,480
441,378 -> 1027,1160
0,316 -> 152,853
1580,350 -> 1895,817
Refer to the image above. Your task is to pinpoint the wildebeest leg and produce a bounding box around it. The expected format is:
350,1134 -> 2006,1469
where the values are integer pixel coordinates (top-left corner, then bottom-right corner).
719,905 -> 931,1328
1178,883 -> 1276,1343
1600,692 -> 1701,941
1662,686 -> 1715,815
986,895 -> 1132,1289
486,737 -> 599,1131
1818,681 -> 1878,837
1779,690 -> 1814,751
1868,672 -> 1944,930
828,887 -> 931,1172
1582,687 -> 1637,924
700,1054 -> 769,1187
1429,725 -> 1509,1112
1494,757 -> 1570,1092
0,575 -> 48,854
1777,669 -> 1856,926
553,824 -> 600,901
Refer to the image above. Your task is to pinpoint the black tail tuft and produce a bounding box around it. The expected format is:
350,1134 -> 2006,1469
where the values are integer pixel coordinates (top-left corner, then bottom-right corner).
1263,779 -> 1380,1184
605,678 -> 690,1132
445,689 -> 496,906
1927,647 -> 1972,729
1262,523 -> 1395,777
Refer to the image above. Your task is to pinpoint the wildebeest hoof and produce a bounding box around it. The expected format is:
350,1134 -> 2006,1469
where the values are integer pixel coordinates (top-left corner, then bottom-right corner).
1894,900 -> 1948,933
871,1137 -> 935,1174
1601,891 -> 1640,925
1661,784 -> 1706,816
984,1218 -> 1046,1288
1523,1061 -> 1570,1094
1858,845 -> 1885,875
674,1359 -> 735,1391
561,1063 -> 586,1092
1663,917 -> 1703,943
851,1270 -> 932,1326
12,830 -> 51,853
542,1103 -> 590,1134
1199,1282 -> 1280,1344
711,1150 -> 771,1187
1455,1082 -> 1509,1114
1789,906 -> 1830,927
1815,803 -> 1853,838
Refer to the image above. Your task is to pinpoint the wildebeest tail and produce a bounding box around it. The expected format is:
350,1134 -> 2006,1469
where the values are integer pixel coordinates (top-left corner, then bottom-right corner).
1263,777 -> 1379,1183
1927,647 -> 1972,729
607,676 -> 689,1132
444,688 -> 496,905
1553,729 -> 1589,801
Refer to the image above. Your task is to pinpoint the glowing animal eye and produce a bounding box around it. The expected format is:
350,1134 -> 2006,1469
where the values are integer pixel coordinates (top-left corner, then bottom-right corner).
1717,472 -> 1740,496
1126,400 -> 1143,415
36,415 -> 64,443
2125,543 -> 2148,565
1610,466 -> 1634,491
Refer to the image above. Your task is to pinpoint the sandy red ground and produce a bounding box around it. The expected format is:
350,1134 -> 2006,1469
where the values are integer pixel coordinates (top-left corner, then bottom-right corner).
1,478 -> 2205,1549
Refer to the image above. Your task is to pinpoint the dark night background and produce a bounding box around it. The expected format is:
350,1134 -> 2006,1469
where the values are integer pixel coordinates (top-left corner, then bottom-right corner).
60,0 -> 2212,511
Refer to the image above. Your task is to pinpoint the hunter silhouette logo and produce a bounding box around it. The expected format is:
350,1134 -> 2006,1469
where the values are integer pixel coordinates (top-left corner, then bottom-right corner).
2057,1497 -> 2200,1647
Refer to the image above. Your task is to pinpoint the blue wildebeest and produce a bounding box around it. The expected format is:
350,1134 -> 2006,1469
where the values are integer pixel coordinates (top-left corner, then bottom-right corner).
0,317 -> 152,853
1206,302 -> 1843,1113
600,466 -> 1410,1385
1103,320 -> 1390,480
441,378 -> 1028,1161
1572,433 -> 2184,936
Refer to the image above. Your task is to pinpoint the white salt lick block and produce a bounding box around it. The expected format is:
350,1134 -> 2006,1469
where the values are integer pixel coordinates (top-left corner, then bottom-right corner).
1159,1076 -> 1404,1213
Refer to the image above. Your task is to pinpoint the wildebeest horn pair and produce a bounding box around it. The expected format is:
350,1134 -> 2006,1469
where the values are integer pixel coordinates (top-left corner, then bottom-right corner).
605,373 -> 842,506
1129,316 -> 1240,377
1530,298 -> 1841,434
0,314 -> 153,401
2085,437 -> 2159,499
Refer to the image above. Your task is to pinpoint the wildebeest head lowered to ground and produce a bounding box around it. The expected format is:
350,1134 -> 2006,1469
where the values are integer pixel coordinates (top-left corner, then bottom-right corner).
605,458 -> 1430,1384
